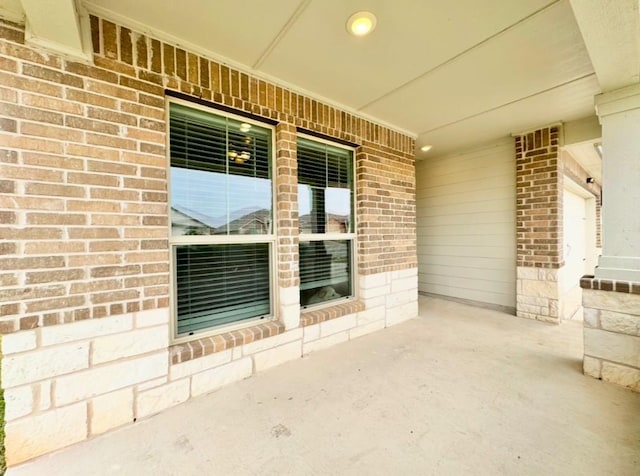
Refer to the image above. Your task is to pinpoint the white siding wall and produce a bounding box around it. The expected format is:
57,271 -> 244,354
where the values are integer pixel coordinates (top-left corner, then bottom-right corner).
416,139 -> 516,310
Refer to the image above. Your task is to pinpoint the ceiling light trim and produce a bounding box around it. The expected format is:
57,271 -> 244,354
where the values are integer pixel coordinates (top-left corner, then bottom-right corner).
347,11 -> 377,37
83,1 -> 417,139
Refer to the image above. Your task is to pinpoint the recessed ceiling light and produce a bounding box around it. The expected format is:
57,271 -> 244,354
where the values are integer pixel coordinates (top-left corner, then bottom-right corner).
347,11 -> 377,37
239,123 -> 252,132
420,145 -> 433,153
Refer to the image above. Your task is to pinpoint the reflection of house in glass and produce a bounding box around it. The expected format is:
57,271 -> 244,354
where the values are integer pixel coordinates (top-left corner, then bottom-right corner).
171,205 -> 217,235
299,213 -> 349,234
171,204 -> 271,236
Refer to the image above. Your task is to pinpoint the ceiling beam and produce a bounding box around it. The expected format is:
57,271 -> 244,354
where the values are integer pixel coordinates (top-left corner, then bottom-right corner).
20,0 -> 91,61
569,0 -> 640,92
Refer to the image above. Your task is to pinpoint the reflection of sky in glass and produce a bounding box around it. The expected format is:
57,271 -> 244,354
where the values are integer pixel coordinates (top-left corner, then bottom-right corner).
171,167 -> 271,227
299,185 -> 351,216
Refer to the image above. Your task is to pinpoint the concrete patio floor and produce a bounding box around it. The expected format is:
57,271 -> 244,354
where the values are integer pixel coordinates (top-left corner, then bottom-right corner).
9,296 -> 640,475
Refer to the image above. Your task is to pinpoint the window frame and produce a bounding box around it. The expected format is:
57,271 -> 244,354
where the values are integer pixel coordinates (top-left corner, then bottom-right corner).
297,133 -> 358,310
167,97 -> 278,343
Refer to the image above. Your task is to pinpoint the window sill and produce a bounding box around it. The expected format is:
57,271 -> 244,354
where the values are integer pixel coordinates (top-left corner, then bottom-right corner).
300,300 -> 364,327
170,320 -> 285,364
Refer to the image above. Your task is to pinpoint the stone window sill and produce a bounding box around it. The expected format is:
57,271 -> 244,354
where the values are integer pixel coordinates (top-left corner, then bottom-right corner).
170,320 -> 285,364
300,300 -> 365,327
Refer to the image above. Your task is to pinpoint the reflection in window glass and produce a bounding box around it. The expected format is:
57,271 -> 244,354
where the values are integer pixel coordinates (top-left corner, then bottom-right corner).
297,138 -> 352,234
169,103 -> 272,236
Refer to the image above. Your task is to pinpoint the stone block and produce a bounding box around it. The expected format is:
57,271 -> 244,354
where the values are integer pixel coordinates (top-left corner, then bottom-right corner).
357,306 -> 385,326
253,340 -> 301,372
600,310 -> 640,336
136,377 -> 167,392
135,308 -> 170,328
303,323 -> 320,343
320,314 -> 356,337
3,343 -> 89,388
303,330 -> 349,355
242,328 -> 302,356
517,266 -> 539,280
92,325 -> 169,365
583,289 -> 640,315
386,301 -> 418,326
136,378 -> 190,419
521,279 -> 559,299
279,286 -> 300,306
386,289 -> 416,309
391,268 -> 417,279
280,302 -> 300,330
350,320 -> 385,340
55,351 -> 168,406
601,361 -> 640,392
37,381 -> 51,411
390,276 -> 417,294
538,268 -> 559,282
5,402 -> 87,466
359,272 -> 388,289
4,385 -> 33,422
169,349 -> 232,381
191,358 -> 252,397
360,285 -> 391,299
90,387 -> 134,435
583,307 -> 600,328
584,328 -> 640,369
1,330 -> 37,355
40,314 -> 133,346
583,356 -> 601,379
360,295 -> 386,309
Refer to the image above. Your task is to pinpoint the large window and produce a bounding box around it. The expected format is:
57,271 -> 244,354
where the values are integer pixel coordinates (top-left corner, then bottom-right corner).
169,101 -> 274,337
297,137 -> 355,308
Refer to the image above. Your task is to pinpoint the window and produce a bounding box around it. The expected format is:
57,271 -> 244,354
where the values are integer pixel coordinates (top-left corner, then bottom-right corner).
169,101 -> 274,337
297,137 -> 355,307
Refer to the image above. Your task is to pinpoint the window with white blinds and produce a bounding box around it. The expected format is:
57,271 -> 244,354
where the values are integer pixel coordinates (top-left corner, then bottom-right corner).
169,101 -> 274,337
297,137 -> 355,308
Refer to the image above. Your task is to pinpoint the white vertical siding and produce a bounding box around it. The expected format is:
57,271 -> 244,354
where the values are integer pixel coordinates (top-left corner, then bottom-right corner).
416,139 -> 516,309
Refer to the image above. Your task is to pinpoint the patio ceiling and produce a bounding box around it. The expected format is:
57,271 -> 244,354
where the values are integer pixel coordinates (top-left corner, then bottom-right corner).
0,0 -> 638,157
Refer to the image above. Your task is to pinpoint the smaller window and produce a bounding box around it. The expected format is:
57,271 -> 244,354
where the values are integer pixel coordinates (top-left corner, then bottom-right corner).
297,137 -> 355,308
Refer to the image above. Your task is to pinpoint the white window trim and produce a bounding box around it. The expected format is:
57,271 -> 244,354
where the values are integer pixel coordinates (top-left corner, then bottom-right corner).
166,97 -> 278,344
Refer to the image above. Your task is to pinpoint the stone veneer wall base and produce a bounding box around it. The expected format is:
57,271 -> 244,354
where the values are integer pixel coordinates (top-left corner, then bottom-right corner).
581,277 -> 640,392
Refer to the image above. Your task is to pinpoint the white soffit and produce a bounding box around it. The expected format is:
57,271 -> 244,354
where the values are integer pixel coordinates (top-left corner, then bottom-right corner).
258,0 -> 552,110
363,0 -> 593,133
570,0 -> 640,92
0,0 -> 23,23
85,0 -> 304,67
418,74 -> 600,157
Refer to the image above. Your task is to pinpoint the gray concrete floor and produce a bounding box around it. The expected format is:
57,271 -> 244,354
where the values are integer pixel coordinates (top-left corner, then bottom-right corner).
10,297 -> 640,475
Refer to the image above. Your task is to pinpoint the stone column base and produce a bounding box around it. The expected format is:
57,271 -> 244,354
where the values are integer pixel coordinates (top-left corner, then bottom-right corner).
581,277 -> 640,392
516,267 -> 560,323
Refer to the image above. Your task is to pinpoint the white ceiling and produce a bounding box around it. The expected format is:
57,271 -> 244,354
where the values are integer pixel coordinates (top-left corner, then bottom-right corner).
1,0 -> 638,159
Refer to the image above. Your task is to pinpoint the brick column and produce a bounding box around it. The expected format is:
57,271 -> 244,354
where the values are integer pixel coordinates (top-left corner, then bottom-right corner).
275,123 -> 300,329
515,126 -> 563,322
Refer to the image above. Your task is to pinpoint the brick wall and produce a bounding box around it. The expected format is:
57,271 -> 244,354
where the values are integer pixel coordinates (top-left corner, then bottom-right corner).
0,15 -> 418,465
0,16 -> 416,334
516,126 -> 562,269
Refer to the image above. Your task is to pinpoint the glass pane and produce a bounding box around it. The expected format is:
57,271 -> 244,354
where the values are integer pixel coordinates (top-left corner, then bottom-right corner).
169,103 -> 272,236
297,138 -> 353,234
175,243 -> 271,335
299,239 -> 352,307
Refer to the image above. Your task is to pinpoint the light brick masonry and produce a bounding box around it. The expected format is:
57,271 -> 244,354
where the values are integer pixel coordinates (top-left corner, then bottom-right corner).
0,15 -> 418,466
